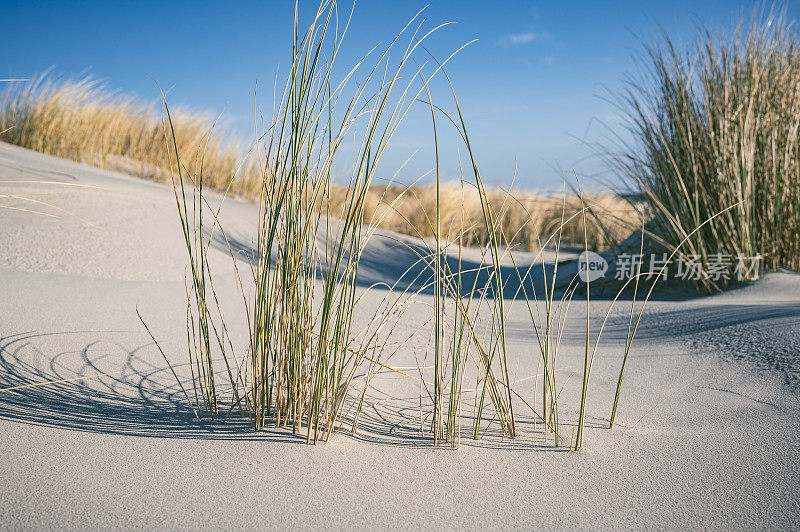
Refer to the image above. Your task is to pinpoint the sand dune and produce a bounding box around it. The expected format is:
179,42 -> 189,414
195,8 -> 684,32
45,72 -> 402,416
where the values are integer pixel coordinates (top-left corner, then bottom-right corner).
1,141 -> 798,529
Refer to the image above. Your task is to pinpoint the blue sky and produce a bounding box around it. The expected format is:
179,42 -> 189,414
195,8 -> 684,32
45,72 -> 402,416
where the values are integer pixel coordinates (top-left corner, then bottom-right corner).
4,1 -> 799,189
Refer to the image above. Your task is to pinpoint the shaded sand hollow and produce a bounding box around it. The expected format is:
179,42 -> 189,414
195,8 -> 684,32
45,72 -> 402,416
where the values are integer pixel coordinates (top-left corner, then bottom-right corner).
1,141 -> 799,529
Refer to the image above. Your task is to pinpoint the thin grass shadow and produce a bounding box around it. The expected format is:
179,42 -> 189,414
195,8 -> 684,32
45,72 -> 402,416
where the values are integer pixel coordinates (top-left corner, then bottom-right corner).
0,331 -> 599,450
0,332 -> 304,443
346,387 -> 590,452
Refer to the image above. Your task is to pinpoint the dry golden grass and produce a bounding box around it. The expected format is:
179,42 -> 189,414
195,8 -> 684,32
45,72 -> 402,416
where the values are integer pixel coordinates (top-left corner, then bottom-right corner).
357,183 -> 638,251
1,75 -> 637,251
0,76 -> 260,197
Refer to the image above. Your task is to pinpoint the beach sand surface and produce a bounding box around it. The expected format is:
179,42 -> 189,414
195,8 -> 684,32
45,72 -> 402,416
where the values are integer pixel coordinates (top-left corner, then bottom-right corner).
1,141 -> 798,529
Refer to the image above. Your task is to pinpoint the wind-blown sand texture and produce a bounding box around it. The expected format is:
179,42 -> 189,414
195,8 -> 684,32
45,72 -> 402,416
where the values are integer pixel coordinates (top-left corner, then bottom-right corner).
1,141 -> 798,529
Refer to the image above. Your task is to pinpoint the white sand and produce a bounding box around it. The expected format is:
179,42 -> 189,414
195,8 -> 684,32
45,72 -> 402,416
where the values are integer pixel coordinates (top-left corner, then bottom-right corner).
1,141 -> 798,529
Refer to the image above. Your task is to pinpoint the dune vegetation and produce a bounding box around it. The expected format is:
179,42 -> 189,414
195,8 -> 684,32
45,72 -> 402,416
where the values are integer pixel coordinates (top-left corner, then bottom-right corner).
355,183 -> 636,251
0,76 -> 261,196
609,7 -> 800,290
0,76 -> 636,252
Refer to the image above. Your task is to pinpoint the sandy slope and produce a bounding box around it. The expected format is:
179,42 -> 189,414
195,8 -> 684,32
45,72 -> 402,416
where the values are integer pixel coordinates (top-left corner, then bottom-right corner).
1,141 -> 798,530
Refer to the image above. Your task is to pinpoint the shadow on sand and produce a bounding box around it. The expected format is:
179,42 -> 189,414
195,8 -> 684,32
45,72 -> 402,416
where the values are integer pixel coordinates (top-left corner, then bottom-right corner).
212,225 -> 710,303
0,331 -> 610,450
0,331 -> 300,443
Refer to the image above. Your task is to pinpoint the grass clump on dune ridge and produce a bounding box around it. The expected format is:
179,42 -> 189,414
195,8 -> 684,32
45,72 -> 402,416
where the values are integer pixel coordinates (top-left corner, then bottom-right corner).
0,75 -> 260,197
610,7 -> 800,290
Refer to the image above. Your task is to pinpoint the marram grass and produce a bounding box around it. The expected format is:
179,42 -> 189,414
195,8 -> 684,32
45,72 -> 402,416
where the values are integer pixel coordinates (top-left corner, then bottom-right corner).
608,6 -> 800,290
152,0 -> 527,444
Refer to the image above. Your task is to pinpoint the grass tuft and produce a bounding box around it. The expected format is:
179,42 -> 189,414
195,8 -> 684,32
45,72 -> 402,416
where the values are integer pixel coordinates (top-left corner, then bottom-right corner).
607,6 -> 800,290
